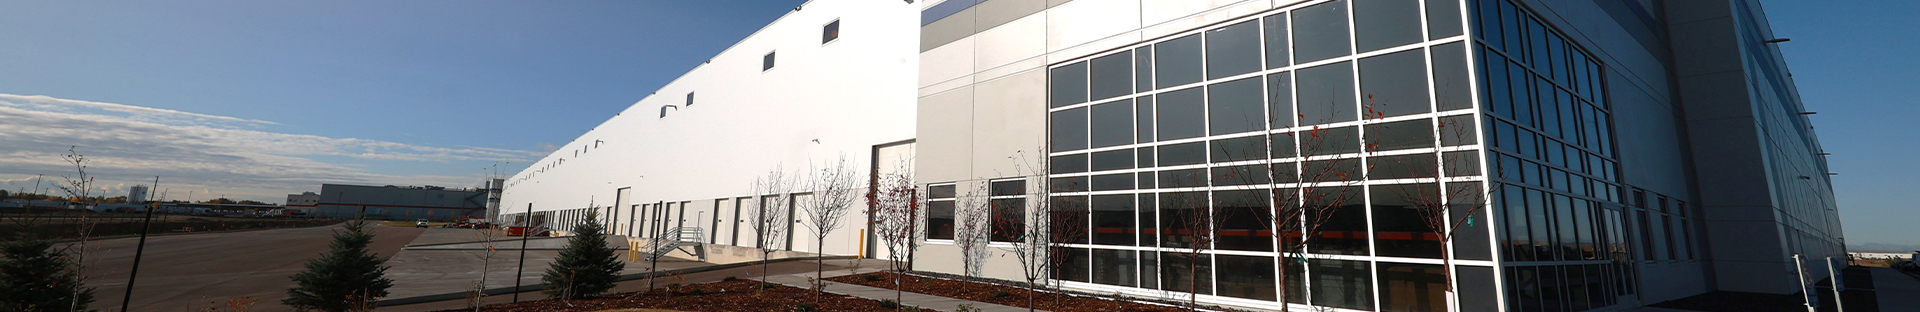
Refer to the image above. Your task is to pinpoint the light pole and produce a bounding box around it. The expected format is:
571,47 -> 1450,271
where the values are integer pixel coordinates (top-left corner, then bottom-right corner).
121,176 -> 160,312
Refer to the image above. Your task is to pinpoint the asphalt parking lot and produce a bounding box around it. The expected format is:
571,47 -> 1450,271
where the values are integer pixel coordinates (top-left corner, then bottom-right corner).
84,222 -> 424,312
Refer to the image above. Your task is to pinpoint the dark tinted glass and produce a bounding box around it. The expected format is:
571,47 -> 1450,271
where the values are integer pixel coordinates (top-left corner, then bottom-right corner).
1353,0 -> 1422,53
1156,87 -> 1205,140
1091,149 -> 1133,171
991,180 -> 1025,196
1450,182 -> 1492,260
927,201 -> 956,239
1091,195 -> 1135,245
1089,99 -> 1134,148
1309,258 -> 1374,310
1158,192 -> 1209,248
763,51 -> 777,70
1365,119 -> 1435,151
1210,136 -> 1268,162
1161,252 -> 1213,294
1292,0 -> 1352,63
1271,162 -> 1299,183
1371,183 -> 1442,258
1090,51 -> 1134,101
1443,151 -> 1481,177
1429,42 -> 1467,111
1208,76 -> 1266,134
1050,176 -> 1089,192
1270,133 -> 1298,158
1136,96 -> 1156,143
1050,62 -> 1089,107
1050,153 -> 1088,174
1157,142 -> 1206,166
1053,247 -> 1090,282
1136,147 -> 1155,167
1378,262 -> 1446,311
1206,20 -> 1262,79
1135,46 -> 1155,91
1267,72 -> 1295,128
823,20 -> 840,43
1158,169 -> 1208,188
1215,255 -> 1277,300
1359,49 -> 1432,117
1263,13 -> 1291,69
1091,174 -> 1133,191
1156,34 -> 1204,88
1049,107 -> 1087,151
1297,61 -> 1356,125
1092,249 -> 1138,286
1303,126 -> 1360,155
928,184 -> 957,199
1304,158 -> 1362,182
1425,0 -> 1463,39
1213,190 -> 1272,251
1438,114 -> 1477,146
1213,164 -> 1272,186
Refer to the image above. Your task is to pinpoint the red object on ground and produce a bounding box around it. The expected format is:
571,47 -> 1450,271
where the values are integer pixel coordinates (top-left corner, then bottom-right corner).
505,226 -> 547,237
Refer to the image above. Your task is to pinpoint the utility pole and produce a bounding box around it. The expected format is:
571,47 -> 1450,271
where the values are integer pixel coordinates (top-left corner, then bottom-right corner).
121,176 -> 160,312
513,203 -> 532,303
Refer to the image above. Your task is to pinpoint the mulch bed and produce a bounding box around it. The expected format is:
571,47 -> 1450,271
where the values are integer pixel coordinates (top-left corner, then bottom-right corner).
441,279 -> 918,312
826,272 -> 1187,312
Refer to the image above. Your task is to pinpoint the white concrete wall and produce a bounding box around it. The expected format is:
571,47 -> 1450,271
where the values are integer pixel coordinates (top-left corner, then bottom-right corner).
501,0 -> 921,258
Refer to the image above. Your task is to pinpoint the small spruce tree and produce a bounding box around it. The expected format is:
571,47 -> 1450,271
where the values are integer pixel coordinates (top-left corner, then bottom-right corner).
284,221 -> 393,312
0,221 -> 94,312
543,210 -> 623,299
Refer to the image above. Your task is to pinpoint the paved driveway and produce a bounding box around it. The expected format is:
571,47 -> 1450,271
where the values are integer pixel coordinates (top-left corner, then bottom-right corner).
83,222 -> 423,312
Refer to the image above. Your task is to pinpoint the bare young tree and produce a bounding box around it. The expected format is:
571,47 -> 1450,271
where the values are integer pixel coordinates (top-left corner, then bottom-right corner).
748,166 -> 795,292
799,155 -> 861,298
55,146 -> 100,312
1163,189 -> 1215,312
953,181 -> 994,281
1367,104 -> 1492,312
1205,115 -> 1367,311
864,168 -> 918,304
995,195 -> 1048,312
467,221 -> 503,311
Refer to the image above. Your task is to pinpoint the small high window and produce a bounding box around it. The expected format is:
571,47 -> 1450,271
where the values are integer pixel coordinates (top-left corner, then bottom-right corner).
763,51 -> 776,71
686,92 -> 695,106
823,20 -> 840,44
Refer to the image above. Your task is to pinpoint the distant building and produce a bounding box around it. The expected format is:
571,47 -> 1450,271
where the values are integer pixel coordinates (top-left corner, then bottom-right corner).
314,184 -> 486,222
285,192 -> 320,209
128,185 -> 149,204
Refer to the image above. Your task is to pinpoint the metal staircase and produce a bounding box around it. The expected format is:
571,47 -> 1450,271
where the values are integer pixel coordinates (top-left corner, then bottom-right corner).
639,227 -> 706,261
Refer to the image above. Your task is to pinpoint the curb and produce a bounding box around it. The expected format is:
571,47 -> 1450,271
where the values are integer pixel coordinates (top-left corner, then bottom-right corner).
375,255 -> 860,307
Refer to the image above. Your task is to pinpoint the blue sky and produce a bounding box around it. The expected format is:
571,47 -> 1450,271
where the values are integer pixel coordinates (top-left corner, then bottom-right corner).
0,1 -> 1911,249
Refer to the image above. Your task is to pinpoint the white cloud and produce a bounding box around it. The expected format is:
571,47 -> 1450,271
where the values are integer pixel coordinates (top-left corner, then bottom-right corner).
0,94 -> 540,202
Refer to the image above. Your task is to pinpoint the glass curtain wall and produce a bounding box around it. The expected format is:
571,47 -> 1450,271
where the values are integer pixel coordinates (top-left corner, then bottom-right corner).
1470,0 -> 1636,311
1044,0 -> 1498,310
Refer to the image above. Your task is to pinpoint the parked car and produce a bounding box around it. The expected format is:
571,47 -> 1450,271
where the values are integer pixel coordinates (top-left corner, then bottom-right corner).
414,219 -> 429,228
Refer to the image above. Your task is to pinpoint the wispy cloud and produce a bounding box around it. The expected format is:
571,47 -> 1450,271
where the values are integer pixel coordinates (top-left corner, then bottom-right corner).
0,94 -> 539,202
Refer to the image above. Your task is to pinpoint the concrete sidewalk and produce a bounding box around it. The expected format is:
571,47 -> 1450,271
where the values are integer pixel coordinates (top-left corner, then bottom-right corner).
1872,268 -> 1920,311
761,269 -> 1041,312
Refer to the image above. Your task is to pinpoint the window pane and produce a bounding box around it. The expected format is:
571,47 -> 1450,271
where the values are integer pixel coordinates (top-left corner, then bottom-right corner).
1050,61 -> 1089,107
1425,0 -> 1463,39
928,201 -> 956,240
1308,186 -> 1369,255
1263,13 -> 1292,69
763,51 -> 777,70
992,180 -> 1026,196
1052,247 -> 1091,282
1292,0 -> 1352,63
1159,192 -> 1209,248
1050,107 -> 1088,151
991,198 -> 1024,242
1161,252 -> 1213,295
1156,34 -> 1204,88
1206,20 -> 1262,79
1438,114 -> 1477,146
1092,195 -> 1135,245
929,184 -> 957,199
1050,153 -> 1088,174
1450,182 -> 1493,260
1458,266 -> 1500,311
1158,169 -> 1208,188
1091,51 -> 1135,101
1214,190 -> 1273,251
1092,249 -> 1139,287
1156,87 -> 1206,140
1371,183 -> 1442,258
1303,125 -> 1360,156
1136,96 -> 1156,143
1051,176 -> 1089,193
1209,76 -> 1266,135
1213,164 -> 1272,186
822,20 -> 840,43
1378,262 -> 1447,312
1136,46 -> 1155,92
1091,173 -> 1133,191
1052,196 -> 1090,245
1158,141 -> 1206,166
1139,193 -> 1158,247
1271,133 -> 1298,158
1431,42 -> 1473,111
1365,119 -> 1436,151
1297,61 -> 1357,125
1353,0 -> 1422,53
1268,72 -> 1296,128
1443,151 -> 1481,177
1090,99 -> 1135,148
1216,255 -> 1277,300
1310,259 -> 1374,310
1359,49 -> 1432,117
1140,250 -> 1160,289
1211,135 -> 1269,163
1137,147 -> 1156,167
1091,149 -> 1133,172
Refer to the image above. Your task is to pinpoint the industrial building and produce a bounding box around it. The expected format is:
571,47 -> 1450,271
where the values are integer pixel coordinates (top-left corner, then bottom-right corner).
309,184 -> 488,222
500,0 -> 1843,311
